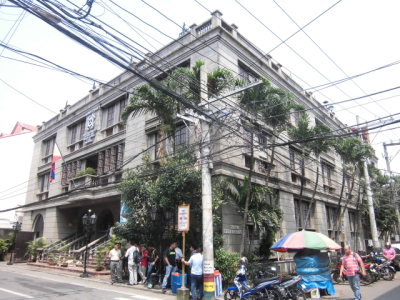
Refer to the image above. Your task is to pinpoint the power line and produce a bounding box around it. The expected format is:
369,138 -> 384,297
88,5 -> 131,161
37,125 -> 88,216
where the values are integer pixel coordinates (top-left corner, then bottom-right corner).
0,77 -> 57,113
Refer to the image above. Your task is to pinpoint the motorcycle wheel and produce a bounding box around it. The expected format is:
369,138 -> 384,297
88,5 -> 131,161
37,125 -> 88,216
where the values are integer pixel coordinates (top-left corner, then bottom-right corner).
288,287 -> 306,300
360,271 -> 374,285
224,290 -> 239,300
331,270 -> 342,284
265,289 -> 282,300
382,268 -> 395,281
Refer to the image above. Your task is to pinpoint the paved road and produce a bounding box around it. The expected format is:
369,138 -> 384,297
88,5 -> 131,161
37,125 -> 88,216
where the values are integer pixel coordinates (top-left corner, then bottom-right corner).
0,264 -> 174,300
329,276 -> 400,299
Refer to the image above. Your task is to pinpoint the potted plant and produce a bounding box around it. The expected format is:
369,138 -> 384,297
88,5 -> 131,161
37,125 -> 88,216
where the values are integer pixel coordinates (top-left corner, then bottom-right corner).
25,237 -> 46,262
95,245 -> 107,271
47,250 -> 58,266
75,167 -> 97,178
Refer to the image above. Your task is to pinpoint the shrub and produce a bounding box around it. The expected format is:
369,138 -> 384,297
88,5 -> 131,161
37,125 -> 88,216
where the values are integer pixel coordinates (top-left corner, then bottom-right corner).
26,237 -> 46,260
214,248 -> 240,285
75,167 -> 97,177
0,238 -> 11,260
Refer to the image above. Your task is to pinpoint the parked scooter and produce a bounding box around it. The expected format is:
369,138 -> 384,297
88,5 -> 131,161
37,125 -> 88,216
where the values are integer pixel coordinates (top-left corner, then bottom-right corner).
224,257 -> 282,300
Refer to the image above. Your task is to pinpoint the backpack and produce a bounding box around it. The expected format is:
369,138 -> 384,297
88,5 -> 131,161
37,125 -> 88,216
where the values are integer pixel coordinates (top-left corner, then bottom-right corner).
133,250 -> 141,264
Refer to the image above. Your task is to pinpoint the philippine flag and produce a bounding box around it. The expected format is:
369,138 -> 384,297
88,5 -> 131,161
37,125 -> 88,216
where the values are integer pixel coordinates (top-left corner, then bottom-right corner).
49,143 -> 62,182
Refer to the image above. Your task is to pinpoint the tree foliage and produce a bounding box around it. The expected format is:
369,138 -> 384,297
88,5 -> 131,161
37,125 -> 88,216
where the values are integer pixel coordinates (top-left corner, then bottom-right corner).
223,176 -> 282,256
122,61 -> 205,131
239,79 -> 293,130
116,151 -> 202,246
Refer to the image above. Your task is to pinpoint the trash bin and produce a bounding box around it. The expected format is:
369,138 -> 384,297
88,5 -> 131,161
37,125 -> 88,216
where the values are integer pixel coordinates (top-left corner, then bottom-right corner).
214,270 -> 223,296
172,272 -> 188,293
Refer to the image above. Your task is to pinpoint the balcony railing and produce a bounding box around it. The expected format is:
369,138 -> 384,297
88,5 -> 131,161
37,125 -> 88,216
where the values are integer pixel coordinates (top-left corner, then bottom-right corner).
69,172 -> 122,191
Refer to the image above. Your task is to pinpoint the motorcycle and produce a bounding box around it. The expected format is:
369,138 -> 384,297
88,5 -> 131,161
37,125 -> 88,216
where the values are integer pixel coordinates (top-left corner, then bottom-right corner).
224,263 -> 283,300
368,258 -> 396,281
273,275 -> 306,300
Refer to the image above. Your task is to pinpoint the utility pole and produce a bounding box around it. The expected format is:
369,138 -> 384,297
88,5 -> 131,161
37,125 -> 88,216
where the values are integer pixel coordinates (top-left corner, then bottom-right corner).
200,65 -> 215,300
383,141 -> 400,206
382,141 -> 400,239
357,116 -> 380,248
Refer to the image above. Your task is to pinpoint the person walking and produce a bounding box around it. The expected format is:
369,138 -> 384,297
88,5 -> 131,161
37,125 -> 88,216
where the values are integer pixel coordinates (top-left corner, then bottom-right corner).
125,242 -> 140,285
145,245 -> 159,287
339,245 -> 366,300
161,242 -> 177,293
138,245 -> 149,283
182,246 -> 203,300
109,243 -> 122,284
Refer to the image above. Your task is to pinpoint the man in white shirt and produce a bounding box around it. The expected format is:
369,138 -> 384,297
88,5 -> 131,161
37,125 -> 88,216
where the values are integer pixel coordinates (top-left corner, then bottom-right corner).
109,243 -> 122,284
125,242 -> 140,285
182,246 -> 203,300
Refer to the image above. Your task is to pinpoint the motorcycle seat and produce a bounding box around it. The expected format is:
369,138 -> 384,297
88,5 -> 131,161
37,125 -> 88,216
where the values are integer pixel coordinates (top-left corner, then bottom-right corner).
254,276 -> 280,285
280,276 -> 294,283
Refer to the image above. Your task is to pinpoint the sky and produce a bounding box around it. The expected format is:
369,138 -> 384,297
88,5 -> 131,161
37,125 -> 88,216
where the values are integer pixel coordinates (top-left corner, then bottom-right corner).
1,0 -> 400,211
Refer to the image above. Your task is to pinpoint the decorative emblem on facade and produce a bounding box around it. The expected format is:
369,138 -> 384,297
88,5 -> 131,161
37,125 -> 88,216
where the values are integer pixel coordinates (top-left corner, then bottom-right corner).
83,109 -> 97,144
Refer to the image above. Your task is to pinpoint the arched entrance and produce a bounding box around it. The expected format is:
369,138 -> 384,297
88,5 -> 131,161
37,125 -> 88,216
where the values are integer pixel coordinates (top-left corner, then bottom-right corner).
33,214 -> 44,239
96,209 -> 115,234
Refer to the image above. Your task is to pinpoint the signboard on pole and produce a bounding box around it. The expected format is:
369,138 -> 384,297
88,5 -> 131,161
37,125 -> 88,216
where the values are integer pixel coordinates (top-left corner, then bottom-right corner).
178,204 -> 190,232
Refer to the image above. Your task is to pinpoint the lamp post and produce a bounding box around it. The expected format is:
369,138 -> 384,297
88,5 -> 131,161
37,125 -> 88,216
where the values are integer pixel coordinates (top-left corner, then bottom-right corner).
7,221 -> 22,265
80,210 -> 97,278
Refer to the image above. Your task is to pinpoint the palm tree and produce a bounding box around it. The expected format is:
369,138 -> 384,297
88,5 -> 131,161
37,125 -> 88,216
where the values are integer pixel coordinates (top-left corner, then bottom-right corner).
288,112 -> 333,229
224,176 -> 282,254
238,79 -> 292,254
333,138 -> 375,240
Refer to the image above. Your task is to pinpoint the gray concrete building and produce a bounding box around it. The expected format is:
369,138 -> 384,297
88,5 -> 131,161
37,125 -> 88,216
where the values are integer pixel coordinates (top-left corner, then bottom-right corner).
22,11 -> 368,252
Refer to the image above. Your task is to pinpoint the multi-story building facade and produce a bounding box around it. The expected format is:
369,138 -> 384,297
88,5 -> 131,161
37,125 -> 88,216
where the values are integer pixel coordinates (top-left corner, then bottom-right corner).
22,11 -> 368,251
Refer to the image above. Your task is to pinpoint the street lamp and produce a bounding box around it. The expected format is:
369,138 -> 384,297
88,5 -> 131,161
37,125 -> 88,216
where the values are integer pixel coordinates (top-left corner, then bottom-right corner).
80,210 -> 97,278
7,221 -> 22,265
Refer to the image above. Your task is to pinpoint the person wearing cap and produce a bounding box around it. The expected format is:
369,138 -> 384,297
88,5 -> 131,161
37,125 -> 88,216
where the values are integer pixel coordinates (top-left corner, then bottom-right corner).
109,242 -> 123,284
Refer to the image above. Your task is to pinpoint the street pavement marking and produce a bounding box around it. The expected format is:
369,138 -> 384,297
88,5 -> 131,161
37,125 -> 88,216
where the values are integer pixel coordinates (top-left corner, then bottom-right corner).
131,296 -> 164,300
0,287 -> 34,299
114,298 -> 133,300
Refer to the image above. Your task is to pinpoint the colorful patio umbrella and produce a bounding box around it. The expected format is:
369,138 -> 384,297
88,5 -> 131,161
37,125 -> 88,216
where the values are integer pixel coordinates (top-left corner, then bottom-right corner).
271,230 -> 341,252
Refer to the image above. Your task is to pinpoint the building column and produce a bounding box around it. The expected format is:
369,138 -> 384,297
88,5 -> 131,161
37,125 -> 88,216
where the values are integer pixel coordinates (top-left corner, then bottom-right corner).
314,200 -> 328,235
279,191 -> 296,236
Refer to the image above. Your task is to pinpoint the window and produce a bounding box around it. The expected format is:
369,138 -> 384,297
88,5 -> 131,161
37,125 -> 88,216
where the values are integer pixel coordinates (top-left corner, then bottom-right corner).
294,199 -> 312,230
42,136 -> 56,164
321,161 -> 334,187
102,95 -> 128,136
326,205 -> 338,240
289,148 -> 305,175
174,124 -> 188,151
147,131 -> 163,160
244,155 -> 254,169
238,61 -> 259,84
258,160 -> 269,173
38,173 -> 49,200
106,104 -> 115,127
68,120 -> 85,152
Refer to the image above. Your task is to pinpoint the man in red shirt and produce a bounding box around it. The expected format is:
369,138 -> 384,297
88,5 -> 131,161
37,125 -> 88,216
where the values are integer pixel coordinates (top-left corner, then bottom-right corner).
339,245 -> 366,300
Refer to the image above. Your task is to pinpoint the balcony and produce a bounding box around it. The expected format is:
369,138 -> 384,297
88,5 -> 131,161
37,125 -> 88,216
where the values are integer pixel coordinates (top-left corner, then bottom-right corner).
69,172 -> 122,191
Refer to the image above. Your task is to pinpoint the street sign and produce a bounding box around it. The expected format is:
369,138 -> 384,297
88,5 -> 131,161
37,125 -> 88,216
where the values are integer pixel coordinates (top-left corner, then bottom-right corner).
178,204 -> 190,232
